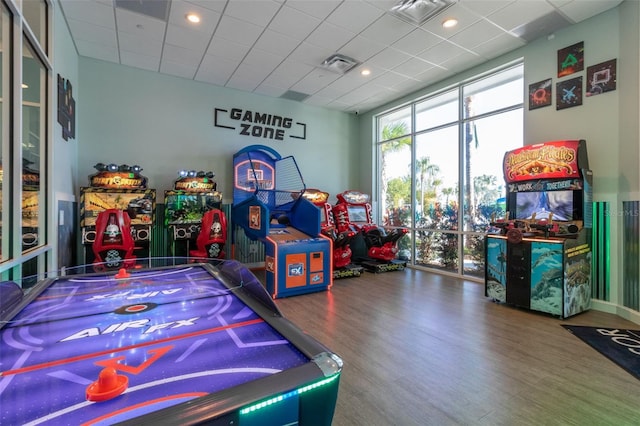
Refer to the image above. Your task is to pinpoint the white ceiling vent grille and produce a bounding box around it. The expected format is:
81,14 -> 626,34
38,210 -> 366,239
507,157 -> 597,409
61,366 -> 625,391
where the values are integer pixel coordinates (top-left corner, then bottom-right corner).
390,0 -> 456,26
321,54 -> 360,74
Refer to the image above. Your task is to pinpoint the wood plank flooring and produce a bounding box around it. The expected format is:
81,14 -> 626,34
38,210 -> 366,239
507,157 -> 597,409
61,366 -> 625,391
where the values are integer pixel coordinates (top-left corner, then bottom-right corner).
269,269 -> 640,426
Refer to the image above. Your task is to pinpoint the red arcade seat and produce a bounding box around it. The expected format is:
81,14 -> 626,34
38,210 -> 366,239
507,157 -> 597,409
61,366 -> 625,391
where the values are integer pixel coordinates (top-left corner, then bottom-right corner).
92,209 -> 136,272
189,209 -> 227,259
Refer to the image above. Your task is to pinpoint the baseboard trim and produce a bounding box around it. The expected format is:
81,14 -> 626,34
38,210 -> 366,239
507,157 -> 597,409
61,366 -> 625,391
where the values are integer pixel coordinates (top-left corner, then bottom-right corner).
592,299 -> 640,325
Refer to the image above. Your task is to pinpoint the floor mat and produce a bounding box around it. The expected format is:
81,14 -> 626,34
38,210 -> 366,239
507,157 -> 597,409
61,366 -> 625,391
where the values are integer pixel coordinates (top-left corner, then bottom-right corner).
563,325 -> 640,380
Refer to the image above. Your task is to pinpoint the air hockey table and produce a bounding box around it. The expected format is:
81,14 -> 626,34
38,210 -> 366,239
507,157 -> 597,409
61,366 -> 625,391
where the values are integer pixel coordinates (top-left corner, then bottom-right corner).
0,260 -> 342,425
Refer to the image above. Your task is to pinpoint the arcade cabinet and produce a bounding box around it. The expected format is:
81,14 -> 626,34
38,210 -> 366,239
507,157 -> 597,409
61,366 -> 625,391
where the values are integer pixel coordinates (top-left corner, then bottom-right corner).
79,163 -> 155,267
92,209 -> 136,271
189,208 -> 227,259
302,189 -> 363,279
485,139 -> 592,318
334,190 -> 408,272
164,170 -> 225,260
232,145 -> 332,298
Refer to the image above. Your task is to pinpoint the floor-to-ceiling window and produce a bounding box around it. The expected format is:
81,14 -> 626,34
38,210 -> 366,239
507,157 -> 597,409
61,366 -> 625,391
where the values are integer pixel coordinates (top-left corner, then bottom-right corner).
0,0 -> 50,286
376,63 -> 523,279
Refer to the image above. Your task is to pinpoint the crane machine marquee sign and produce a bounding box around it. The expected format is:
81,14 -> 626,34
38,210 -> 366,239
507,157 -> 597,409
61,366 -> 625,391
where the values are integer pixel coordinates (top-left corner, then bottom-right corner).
214,107 -> 307,141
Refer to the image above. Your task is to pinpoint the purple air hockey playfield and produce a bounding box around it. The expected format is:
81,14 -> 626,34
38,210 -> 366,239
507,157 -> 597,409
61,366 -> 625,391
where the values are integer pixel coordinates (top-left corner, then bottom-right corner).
0,261 -> 342,425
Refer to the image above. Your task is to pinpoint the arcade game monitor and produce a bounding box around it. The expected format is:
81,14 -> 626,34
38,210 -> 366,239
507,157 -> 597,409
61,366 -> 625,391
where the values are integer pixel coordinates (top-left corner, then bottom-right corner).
0,260 -> 342,425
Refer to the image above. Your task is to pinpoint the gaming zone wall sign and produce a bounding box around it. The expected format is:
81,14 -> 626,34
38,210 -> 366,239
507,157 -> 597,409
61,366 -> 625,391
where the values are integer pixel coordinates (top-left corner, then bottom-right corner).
214,107 -> 306,141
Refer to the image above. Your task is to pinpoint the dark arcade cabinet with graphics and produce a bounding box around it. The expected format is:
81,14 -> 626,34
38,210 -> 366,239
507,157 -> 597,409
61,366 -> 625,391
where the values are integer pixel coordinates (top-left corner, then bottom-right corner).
302,189 -> 363,279
79,163 -> 156,270
485,139 -> 592,318
334,190 -> 408,273
232,145 -> 332,298
163,170 -> 225,260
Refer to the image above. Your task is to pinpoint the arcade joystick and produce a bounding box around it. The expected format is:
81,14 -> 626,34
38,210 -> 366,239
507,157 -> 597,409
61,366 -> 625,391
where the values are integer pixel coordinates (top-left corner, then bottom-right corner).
114,268 -> 130,279
86,367 -> 128,402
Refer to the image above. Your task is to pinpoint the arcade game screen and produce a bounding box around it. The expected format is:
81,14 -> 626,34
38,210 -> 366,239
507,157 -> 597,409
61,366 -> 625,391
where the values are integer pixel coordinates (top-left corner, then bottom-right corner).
347,205 -> 369,224
165,193 -> 220,225
81,190 -> 154,227
514,190 -> 575,221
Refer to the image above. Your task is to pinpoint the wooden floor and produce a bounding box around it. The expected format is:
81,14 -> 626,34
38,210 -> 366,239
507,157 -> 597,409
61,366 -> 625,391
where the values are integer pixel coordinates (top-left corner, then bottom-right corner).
269,269 -> 640,426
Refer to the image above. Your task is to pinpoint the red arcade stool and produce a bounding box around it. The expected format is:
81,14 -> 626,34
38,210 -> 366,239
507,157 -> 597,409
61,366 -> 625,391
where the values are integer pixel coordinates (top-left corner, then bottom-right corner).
189,208 -> 227,259
92,209 -> 136,272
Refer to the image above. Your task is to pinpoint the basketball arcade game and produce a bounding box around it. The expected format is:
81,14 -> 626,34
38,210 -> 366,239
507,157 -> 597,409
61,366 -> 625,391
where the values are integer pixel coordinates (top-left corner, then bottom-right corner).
302,189 -> 363,279
80,163 -> 156,268
334,190 -> 408,272
232,145 -> 332,298
485,140 -> 593,318
164,170 -> 225,259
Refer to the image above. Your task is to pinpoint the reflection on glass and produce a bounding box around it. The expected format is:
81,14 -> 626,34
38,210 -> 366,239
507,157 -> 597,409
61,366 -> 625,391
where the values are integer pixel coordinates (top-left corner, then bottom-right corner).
463,234 -> 484,278
415,126 -> 459,231
0,4 -> 8,260
22,40 -> 45,253
22,0 -> 47,54
379,139 -> 411,228
415,89 -> 458,132
415,231 -> 458,272
378,106 -> 411,141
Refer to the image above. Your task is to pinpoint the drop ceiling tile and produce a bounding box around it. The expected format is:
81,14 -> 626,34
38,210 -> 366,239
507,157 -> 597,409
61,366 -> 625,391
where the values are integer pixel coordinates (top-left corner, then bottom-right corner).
75,39 -> 120,62
120,50 -> 160,71
67,18 -> 117,47
392,57 -> 436,78
253,83 -> 289,97
160,59 -> 198,79
486,0 -> 555,31
370,70 -> 417,89
195,55 -> 238,84
117,31 -> 163,57
558,0 -> 623,23
440,51 -> 484,73
205,36 -> 251,62
224,0 -> 281,26
392,28 -> 443,56
59,0 -> 116,29
165,24 -> 212,51
183,0 -> 227,13
285,0 -> 341,20
252,29 -> 301,56
290,68 -> 341,94
288,42 -> 335,68
366,47 -> 413,71
339,35 -> 386,63
417,40 -> 468,65
214,15 -> 264,46
305,21 -> 356,51
168,0 -> 222,28
268,5 -> 322,40
162,43 -> 203,65
243,48 -> 285,70
326,0 -> 385,33
458,0 -> 515,17
262,60 -> 315,88
448,19 -> 505,50
115,8 -> 167,39
419,3 -> 482,37
359,13 -> 415,46
472,32 -> 525,59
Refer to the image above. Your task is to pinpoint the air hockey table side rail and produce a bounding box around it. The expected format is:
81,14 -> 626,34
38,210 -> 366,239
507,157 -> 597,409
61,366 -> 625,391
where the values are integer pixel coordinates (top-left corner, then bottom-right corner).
0,258 -> 343,425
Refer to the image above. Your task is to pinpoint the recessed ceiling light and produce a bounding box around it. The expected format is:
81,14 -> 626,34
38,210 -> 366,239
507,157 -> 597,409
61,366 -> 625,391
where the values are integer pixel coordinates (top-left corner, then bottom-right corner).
361,69 -> 371,76
21,83 -> 28,88
442,18 -> 458,28
186,13 -> 201,23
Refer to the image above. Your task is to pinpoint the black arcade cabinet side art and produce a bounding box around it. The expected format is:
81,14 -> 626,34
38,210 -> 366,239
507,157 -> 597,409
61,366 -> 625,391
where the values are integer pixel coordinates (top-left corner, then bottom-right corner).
79,163 -> 155,268
164,170 -> 224,260
485,139 -> 592,318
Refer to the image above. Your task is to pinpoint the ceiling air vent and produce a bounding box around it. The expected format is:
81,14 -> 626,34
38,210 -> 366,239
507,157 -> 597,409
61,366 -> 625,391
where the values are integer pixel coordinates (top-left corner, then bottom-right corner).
321,54 -> 360,74
390,0 -> 456,26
